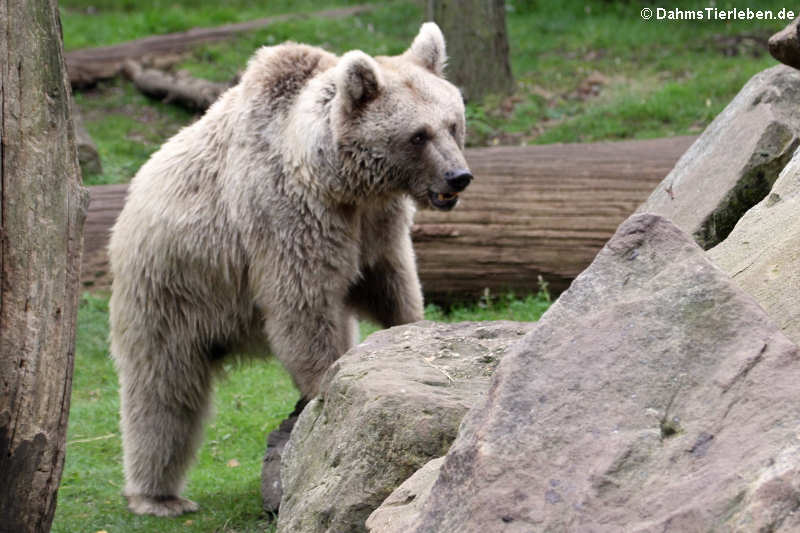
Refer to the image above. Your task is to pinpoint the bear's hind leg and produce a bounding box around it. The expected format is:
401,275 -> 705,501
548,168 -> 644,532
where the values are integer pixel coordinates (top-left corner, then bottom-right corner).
117,350 -> 213,517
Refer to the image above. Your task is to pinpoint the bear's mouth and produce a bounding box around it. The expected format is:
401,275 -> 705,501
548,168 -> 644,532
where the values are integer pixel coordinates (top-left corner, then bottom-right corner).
428,190 -> 459,210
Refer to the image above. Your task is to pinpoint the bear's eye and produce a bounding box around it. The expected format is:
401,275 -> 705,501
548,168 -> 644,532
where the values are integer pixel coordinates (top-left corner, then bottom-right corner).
410,131 -> 429,146
449,123 -> 458,138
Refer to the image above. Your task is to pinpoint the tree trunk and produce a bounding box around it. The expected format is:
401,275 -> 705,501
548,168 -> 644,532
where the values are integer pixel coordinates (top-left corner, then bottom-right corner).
0,0 -> 90,531
427,0 -> 513,102
77,137 -> 695,300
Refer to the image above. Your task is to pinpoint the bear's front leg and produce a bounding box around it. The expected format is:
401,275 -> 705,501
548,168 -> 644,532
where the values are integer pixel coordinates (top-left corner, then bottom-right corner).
347,232 -> 424,328
265,300 -> 358,399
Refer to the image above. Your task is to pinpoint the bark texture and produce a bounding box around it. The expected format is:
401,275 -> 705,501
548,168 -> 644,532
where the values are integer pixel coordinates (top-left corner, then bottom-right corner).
78,136 -> 694,300
428,0 -> 513,101
0,0 -> 90,531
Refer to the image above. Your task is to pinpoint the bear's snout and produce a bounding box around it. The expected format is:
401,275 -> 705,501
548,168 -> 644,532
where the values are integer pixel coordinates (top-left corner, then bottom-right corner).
444,169 -> 473,192
428,168 -> 472,211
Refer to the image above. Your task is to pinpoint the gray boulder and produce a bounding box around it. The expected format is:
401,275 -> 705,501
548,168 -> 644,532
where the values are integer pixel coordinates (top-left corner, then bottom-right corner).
276,320 -> 535,533
376,214 -> 800,533
708,146 -> 800,346
365,457 -> 444,533
638,65 -> 800,249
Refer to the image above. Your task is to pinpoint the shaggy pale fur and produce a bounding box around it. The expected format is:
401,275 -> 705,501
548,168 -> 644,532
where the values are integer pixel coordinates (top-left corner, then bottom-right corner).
108,22 -> 470,517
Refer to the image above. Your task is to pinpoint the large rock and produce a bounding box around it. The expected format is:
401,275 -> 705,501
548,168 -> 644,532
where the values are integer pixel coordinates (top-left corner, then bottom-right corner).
276,320 -> 535,533
638,65 -> 800,249
708,146 -> 800,346
374,214 -> 800,532
769,16 -> 800,70
365,457 -> 444,533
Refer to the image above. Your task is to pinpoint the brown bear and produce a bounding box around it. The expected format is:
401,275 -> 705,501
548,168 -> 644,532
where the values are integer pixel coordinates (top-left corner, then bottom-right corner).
108,22 -> 471,517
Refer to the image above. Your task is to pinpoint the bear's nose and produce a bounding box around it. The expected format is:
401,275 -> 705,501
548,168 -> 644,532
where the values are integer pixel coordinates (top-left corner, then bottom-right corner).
445,169 -> 473,192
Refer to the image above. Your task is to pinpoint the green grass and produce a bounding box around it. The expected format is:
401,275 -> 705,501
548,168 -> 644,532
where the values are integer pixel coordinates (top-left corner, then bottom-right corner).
53,290 -> 549,532
59,0 -> 381,50
465,0 -> 786,145
425,289 -> 551,323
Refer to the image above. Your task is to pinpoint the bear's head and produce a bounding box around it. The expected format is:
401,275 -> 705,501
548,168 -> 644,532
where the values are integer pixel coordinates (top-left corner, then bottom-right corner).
331,23 -> 472,211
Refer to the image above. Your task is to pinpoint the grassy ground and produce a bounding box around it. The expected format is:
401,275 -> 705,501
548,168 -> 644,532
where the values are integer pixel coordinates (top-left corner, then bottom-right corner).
58,0 -> 379,50
472,0 -> 784,146
53,291 -> 550,533
63,0 -> 789,186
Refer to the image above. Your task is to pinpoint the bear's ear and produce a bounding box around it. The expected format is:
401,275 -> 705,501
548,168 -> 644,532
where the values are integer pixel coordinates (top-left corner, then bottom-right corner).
336,50 -> 384,113
404,22 -> 447,76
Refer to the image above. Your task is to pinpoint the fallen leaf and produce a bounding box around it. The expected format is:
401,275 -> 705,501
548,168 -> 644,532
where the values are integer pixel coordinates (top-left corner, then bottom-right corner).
227,458 -> 240,468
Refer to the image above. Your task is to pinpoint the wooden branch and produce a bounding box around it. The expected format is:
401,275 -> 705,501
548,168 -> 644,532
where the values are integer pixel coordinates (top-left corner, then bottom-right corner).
65,5 -> 374,87
79,137 -> 696,300
122,61 -> 230,111
67,433 -> 117,445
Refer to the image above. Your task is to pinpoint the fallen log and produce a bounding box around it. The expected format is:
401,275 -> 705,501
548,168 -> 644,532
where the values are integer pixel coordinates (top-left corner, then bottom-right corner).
412,136 -> 696,301
122,61 -> 230,111
65,5 -> 374,87
80,136 -> 696,300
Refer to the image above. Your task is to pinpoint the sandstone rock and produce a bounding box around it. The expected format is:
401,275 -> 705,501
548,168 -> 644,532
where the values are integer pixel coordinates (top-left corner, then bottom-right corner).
386,214 -> 800,533
637,65 -> 800,249
769,16 -> 800,70
708,146 -> 800,346
365,457 -> 444,533
276,320 -> 535,533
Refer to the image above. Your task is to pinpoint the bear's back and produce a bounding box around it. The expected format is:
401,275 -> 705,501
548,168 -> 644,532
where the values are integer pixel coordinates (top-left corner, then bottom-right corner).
115,43 -> 338,229
238,43 -> 338,119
